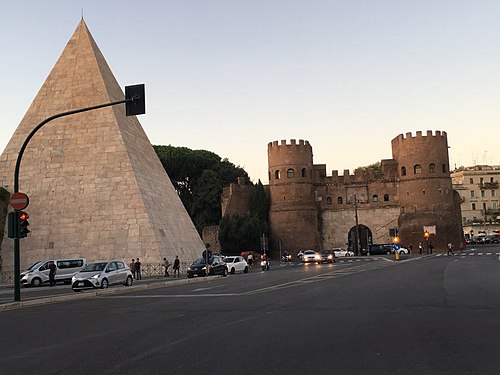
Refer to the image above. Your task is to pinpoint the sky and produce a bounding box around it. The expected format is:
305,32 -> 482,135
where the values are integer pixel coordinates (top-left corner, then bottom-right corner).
1,0 -> 500,184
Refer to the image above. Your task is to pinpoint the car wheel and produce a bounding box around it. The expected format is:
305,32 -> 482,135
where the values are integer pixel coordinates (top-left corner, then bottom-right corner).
345,254 -> 349,257
101,278 -> 109,289
244,266 -> 248,273
125,276 -> 133,287
188,274 -> 193,279
73,289 -> 81,293
230,267 -> 235,274
31,278 -> 42,287
222,268 -> 228,277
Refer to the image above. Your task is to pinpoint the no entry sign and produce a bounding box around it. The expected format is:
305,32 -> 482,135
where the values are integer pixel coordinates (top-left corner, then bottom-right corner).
9,192 -> 29,210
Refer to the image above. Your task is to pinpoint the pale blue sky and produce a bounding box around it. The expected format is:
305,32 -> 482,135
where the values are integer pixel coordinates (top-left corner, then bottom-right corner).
1,0 -> 499,183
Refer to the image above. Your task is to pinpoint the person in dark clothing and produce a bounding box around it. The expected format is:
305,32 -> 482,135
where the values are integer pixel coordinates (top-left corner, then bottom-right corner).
48,261 -> 57,287
173,256 -> 180,278
135,258 -> 142,280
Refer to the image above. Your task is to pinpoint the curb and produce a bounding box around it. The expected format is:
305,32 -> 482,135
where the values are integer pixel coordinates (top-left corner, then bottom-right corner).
0,275 -> 222,312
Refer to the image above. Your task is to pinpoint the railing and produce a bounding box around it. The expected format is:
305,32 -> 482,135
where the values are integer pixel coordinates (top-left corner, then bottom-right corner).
479,182 -> 499,190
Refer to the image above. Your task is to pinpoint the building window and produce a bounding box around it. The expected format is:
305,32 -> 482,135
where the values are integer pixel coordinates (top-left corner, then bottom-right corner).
471,191 -> 475,198
326,197 -> 332,204
287,168 -> 294,178
491,177 -> 494,183
483,203 -> 487,211
372,195 -> 378,202
384,194 -> 389,201
422,190 -> 426,195
401,166 -> 406,176
442,164 -> 446,173
481,190 -> 485,198
472,203 -> 476,210
275,170 -> 280,179
301,168 -> 306,177
493,202 -> 498,209
469,178 -> 474,184
492,190 -> 496,197
337,197 -> 343,204
414,164 -> 422,174
429,163 -> 435,173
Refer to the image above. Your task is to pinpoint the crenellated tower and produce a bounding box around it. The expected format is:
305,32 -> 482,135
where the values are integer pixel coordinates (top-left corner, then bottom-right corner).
392,131 -> 463,249
267,139 -> 321,254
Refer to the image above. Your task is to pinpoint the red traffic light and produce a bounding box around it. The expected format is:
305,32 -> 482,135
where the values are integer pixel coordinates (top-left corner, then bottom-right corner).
19,212 -> 29,221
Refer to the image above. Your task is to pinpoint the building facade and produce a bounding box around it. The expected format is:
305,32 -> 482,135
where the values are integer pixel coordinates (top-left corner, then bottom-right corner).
451,165 -> 500,236
222,131 -> 464,255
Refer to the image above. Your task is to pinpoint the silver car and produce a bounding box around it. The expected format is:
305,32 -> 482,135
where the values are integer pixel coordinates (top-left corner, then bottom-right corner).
72,260 -> 133,292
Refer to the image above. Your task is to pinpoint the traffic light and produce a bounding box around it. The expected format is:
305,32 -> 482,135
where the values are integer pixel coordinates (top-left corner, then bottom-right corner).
424,230 -> 430,239
125,84 -> 146,116
393,236 -> 400,243
18,211 -> 30,238
7,212 -> 19,238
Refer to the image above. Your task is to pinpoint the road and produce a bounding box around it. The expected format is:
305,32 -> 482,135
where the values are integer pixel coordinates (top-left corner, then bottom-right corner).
1,247 -> 499,375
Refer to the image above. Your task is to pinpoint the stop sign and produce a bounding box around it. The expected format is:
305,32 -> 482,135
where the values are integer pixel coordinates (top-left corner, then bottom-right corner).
9,192 -> 29,210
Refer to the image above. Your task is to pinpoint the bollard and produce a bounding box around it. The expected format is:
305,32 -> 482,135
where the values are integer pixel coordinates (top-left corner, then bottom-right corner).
395,252 -> 400,261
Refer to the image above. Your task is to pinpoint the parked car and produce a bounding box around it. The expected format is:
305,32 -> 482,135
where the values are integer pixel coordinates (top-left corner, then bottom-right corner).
224,256 -> 249,274
317,249 -> 335,264
21,258 -> 86,287
187,256 -> 228,278
366,244 -> 393,255
332,248 -> 354,257
301,250 -> 318,263
396,246 -> 410,254
72,260 -> 133,291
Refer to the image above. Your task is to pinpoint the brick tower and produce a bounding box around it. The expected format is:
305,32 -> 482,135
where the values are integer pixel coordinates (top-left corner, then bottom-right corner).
392,131 -> 464,250
0,20 -> 205,271
267,139 -> 320,255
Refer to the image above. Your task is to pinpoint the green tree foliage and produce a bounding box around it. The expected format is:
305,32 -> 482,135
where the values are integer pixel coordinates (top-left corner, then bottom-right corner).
356,161 -> 382,173
219,180 -> 269,255
153,145 -> 249,233
219,214 -> 267,255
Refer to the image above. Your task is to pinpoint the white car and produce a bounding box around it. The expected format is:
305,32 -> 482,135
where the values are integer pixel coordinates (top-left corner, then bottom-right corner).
224,256 -> 249,274
72,260 -> 133,291
301,250 -> 318,263
396,246 -> 410,255
332,248 -> 354,257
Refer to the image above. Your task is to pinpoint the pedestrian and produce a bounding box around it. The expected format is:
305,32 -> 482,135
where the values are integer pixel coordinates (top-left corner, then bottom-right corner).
163,257 -> 170,277
247,252 -> 253,267
135,258 -> 142,280
173,256 -> 180,278
447,242 -> 454,256
429,242 -> 433,254
129,259 -> 136,279
418,242 -> 423,254
48,261 -> 57,287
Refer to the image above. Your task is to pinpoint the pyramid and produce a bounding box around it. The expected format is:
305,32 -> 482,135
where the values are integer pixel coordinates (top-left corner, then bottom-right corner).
0,20 -> 205,272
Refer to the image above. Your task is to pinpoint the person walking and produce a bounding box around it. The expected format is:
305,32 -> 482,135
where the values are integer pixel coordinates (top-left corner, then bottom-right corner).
173,256 -> 180,278
447,242 -> 454,256
163,257 -> 170,277
428,242 -> 433,254
135,258 -> 142,280
48,261 -> 57,287
247,253 -> 253,267
418,242 -> 423,255
129,259 -> 136,279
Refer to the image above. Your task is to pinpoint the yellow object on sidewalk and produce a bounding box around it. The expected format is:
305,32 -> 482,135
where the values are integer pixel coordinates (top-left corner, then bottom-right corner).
395,252 -> 400,261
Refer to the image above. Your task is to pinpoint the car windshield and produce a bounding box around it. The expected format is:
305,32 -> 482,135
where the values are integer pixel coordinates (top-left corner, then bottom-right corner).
304,250 -> 315,254
225,257 -> 235,263
26,261 -> 44,271
321,250 -> 329,254
81,262 -> 107,272
193,258 -> 208,265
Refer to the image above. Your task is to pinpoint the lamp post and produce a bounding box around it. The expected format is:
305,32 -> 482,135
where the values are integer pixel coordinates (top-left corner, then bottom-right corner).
11,84 -> 145,302
353,194 -> 360,256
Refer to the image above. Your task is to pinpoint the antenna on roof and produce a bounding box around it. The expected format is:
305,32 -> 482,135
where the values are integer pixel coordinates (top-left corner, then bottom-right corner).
81,8 -> 84,20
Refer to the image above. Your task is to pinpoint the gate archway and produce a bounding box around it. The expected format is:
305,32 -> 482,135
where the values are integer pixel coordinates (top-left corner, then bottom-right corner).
348,225 -> 372,255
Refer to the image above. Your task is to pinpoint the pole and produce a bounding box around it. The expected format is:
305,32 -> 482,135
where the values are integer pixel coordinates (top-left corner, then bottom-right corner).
12,96 -> 138,302
354,194 -> 360,256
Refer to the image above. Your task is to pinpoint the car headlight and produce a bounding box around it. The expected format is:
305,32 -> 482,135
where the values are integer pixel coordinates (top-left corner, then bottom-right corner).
328,255 -> 333,259
91,273 -> 100,279
202,266 -> 207,271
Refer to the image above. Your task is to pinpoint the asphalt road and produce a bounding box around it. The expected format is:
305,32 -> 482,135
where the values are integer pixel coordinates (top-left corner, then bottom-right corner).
1,248 -> 499,375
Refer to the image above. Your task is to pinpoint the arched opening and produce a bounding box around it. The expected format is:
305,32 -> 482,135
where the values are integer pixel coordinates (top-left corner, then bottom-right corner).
442,164 -> 447,173
429,163 -> 435,173
414,164 -> 422,174
348,224 -> 372,256
337,196 -> 343,204
287,168 -> 295,178
326,197 -> 332,204
401,166 -> 406,176
275,170 -> 280,179
301,168 -> 306,177
384,194 -> 389,201
372,195 -> 378,202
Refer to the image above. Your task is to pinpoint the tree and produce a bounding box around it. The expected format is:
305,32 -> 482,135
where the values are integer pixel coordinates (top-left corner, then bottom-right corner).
153,145 -> 250,233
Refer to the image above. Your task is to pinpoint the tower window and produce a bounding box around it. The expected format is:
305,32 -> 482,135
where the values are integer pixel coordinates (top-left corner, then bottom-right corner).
287,168 -> 295,178
429,163 -> 435,173
301,168 -> 306,177
384,194 -> 389,201
372,195 -> 378,202
337,197 -> 343,204
326,197 -> 332,204
442,164 -> 447,173
414,164 -> 422,174
401,166 -> 406,176
275,170 -> 280,179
